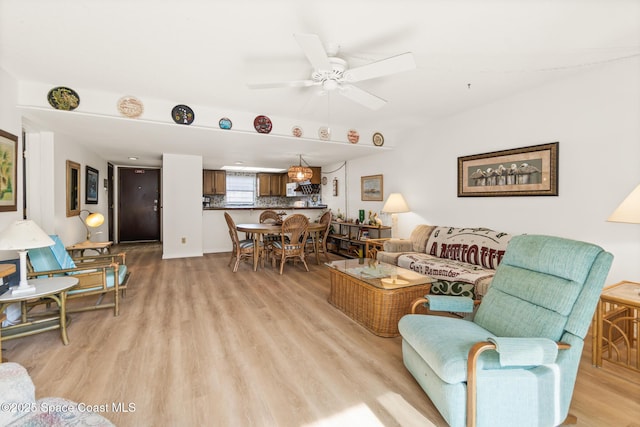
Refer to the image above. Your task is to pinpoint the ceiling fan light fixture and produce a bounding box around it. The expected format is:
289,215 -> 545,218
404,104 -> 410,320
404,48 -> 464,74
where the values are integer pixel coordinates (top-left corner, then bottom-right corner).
288,155 -> 313,182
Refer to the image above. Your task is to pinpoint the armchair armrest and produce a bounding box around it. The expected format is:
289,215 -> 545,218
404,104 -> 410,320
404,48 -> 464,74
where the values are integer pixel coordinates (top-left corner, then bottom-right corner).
410,295 -> 476,314
383,239 -> 413,252
487,337 -> 560,366
72,252 -> 126,265
466,340 -> 571,427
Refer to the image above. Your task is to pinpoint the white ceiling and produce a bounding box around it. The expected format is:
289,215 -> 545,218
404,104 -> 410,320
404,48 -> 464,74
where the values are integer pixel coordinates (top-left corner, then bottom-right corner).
1,0 -> 639,169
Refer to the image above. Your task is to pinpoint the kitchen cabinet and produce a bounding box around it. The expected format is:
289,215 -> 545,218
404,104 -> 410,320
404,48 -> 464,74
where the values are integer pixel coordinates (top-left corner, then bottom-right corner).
327,221 -> 391,258
203,170 -> 226,195
310,167 -> 322,185
257,173 -> 284,196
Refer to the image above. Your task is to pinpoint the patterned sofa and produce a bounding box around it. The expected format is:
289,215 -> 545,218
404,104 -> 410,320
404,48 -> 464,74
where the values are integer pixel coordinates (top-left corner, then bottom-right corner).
377,225 -> 513,299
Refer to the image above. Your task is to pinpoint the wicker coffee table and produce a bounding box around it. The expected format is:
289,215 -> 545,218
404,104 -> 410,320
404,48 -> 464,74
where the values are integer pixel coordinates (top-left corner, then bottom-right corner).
326,258 -> 434,337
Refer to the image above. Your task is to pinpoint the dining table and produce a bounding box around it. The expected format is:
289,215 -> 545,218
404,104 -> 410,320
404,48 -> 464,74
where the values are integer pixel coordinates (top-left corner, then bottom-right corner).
235,222 -> 327,271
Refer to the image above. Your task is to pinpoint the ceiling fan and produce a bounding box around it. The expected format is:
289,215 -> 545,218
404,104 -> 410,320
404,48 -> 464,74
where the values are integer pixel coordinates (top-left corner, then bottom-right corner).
248,33 -> 416,110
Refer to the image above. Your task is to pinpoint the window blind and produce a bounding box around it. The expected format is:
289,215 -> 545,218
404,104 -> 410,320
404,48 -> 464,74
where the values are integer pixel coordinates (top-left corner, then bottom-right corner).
225,173 -> 255,205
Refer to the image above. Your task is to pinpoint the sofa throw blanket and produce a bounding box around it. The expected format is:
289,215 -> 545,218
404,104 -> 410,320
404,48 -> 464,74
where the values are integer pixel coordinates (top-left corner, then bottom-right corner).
397,253 -> 496,298
425,226 -> 512,269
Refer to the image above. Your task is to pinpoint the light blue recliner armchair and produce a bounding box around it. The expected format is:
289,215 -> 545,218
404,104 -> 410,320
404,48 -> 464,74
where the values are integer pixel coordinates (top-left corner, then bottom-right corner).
398,235 -> 613,427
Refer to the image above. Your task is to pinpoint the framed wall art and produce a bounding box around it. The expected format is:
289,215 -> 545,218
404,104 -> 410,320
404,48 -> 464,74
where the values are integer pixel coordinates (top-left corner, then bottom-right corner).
458,142 -> 558,197
0,129 -> 17,212
66,160 -> 81,217
86,166 -> 99,204
361,174 -> 383,201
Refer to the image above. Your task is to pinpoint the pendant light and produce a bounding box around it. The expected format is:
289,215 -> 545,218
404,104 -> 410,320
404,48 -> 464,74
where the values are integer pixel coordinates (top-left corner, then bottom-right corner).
288,155 -> 313,182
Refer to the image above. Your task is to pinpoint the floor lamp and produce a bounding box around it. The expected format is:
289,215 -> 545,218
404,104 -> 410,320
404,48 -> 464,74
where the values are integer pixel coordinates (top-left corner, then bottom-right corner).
0,220 -> 54,295
382,193 -> 410,238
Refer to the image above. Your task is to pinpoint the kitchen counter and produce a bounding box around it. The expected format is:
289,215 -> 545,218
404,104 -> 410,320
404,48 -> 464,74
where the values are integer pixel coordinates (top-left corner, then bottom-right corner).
204,205 -> 327,210
203,207 -> 328,253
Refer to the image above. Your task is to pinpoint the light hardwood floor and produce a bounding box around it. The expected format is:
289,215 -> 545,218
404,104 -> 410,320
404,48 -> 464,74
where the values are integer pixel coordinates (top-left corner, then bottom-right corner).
3,243 -> 640,427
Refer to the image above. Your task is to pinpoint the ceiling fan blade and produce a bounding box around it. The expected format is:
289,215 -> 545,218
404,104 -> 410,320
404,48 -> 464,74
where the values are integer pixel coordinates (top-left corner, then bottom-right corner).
338,85 -> 387,110
343,52 -> 416,82
247,80 -> 315,90
294,33 -> 331,71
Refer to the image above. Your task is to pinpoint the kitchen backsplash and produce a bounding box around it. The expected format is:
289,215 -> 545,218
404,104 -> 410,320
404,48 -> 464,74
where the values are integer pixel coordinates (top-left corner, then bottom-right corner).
206,194 -> 322,208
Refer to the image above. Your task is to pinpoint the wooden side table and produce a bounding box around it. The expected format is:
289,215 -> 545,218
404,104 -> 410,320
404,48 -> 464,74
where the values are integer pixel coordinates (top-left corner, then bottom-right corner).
66,240 -> 113,257
592,280 -> 640,372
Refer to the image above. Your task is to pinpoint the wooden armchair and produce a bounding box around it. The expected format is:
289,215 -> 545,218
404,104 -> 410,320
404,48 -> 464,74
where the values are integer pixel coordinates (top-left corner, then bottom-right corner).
26,235 -> 129,316
271,214 -> 309,275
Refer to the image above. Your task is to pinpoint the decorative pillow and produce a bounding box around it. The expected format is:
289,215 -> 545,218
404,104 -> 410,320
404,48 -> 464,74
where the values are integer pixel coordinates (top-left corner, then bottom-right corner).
424,226 -> 512,270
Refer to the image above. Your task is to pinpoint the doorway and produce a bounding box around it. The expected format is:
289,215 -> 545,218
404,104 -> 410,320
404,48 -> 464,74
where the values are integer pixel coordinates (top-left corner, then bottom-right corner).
118,167 -> 161,242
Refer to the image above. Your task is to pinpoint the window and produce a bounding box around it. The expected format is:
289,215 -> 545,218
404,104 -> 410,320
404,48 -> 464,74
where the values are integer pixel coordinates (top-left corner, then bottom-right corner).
226,173 -> 255,205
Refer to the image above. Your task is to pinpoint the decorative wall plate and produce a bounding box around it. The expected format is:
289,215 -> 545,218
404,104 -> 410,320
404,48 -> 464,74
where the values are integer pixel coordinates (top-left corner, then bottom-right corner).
322,176 -> 328,185
372,132 -> 384,146
292,126 -> 303,137
254,115 -> 273,133
117,96 -> 144,118
318,126 -> 330,141
172,105 -> 195,125
219,117 -> 232,130
347,129 -> 360,144
47,86 -> 80,111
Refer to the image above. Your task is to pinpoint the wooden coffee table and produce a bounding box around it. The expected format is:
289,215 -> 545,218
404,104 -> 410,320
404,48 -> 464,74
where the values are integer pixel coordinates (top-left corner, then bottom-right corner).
326,258 -> 434,337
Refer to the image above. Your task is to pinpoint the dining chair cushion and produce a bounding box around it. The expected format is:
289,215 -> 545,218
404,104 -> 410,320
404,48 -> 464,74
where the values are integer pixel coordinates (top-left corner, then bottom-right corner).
238,239 -> 255,249
271,241 -> 303,250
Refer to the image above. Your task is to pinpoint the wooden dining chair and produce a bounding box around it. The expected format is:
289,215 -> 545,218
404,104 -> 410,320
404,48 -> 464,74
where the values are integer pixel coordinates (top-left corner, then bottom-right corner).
271,214 -> 309,275
306,211 -> 332,263
224,212 -> 263,272
259,210 -> 280,224
260,210 -> 281,258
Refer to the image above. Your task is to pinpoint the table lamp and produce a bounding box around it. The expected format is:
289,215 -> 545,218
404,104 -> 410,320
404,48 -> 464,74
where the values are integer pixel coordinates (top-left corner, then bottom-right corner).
79,210 -> 104,242
608,184 -> 640,224
382,193 -> 410,238
0,220 -> 54,295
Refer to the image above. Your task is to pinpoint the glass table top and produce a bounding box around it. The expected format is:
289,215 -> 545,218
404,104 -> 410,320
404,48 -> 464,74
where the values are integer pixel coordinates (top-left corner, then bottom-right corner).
325,258 -> 433,289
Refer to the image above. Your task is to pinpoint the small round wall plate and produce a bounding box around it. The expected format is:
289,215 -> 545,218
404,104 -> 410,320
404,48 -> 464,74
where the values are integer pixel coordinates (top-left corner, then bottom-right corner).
347,129 -> 360,144
47,86 -> 80,110
254,115 -> 273,133
372,132 -> 384,146
219,117 -> 232,130
172,105 -> 195,125
117,96 -> 144,118
292,126 -> 303,137
321,176 -> 328,185
318,126 -> 330,140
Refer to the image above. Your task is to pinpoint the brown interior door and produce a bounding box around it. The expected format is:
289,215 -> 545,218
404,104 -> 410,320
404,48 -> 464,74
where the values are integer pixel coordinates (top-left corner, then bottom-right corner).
118,167 -> 160,242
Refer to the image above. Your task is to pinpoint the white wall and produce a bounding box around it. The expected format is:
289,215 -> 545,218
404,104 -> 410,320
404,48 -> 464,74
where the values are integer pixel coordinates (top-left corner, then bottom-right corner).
328,58 -> 640,285
162,153 -> 203,259
0,67 -> 23,245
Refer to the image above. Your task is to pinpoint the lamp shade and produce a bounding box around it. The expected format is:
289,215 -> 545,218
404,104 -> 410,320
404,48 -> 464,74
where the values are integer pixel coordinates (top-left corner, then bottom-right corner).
382,193 -> 410,213
608,184 -> 640,224
0,220 -> 54,250
85,212 -> 105,227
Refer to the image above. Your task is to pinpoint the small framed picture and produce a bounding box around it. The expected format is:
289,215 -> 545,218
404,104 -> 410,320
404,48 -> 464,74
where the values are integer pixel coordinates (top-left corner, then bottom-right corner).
86,166 -> 99,204
361,174 -> 383,201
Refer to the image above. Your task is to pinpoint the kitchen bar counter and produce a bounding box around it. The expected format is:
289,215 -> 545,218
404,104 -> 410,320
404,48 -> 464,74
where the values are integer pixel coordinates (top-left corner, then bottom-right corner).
204,205 -> 327,210
203,207 -> 328,254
